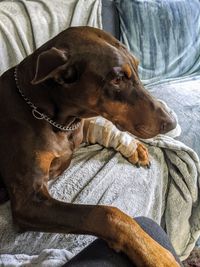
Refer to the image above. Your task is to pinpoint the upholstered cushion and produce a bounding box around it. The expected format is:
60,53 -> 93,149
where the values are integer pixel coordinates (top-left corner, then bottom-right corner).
115,0 -> 200,83
102,0 -> 120,39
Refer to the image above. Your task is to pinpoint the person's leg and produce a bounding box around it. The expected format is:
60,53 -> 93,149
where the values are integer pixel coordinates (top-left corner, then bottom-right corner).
64,238 -> 133,267
63,216 -> 182,267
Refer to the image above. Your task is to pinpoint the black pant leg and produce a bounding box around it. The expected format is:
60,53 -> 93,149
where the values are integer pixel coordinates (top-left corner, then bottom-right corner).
64,238 -> 133,267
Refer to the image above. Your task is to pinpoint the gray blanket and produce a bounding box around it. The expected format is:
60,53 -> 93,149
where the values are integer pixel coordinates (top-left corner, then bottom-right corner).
0,113 -> 200,266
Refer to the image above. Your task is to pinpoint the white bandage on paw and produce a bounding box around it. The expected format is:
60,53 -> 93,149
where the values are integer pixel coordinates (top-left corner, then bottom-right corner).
85,116 -> 138,159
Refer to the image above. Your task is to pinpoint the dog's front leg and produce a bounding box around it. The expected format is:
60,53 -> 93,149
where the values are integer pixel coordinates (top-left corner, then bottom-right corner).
11,184 -> 179,267
83,117 -> 150,167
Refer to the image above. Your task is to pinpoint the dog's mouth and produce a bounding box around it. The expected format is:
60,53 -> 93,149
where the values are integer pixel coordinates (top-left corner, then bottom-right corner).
115,123 -> 125,132
115,123 -> 157,139
134,125 -> 158,139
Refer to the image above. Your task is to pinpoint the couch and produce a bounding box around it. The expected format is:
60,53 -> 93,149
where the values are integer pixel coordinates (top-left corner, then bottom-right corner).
0,0 -> 199,266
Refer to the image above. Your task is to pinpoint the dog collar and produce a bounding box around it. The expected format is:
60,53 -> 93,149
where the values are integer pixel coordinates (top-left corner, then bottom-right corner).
14,66 -> 81,132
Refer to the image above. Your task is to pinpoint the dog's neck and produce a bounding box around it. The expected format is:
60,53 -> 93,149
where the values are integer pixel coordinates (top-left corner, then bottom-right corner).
15,62 -> 83,131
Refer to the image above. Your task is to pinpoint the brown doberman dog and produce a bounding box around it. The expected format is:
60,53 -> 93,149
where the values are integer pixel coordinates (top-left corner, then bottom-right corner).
0,26 -> 179,266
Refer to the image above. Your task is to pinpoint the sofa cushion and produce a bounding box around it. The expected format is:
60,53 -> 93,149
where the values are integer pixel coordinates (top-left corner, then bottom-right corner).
115,0 -> 200,84
102,0 -> 120,39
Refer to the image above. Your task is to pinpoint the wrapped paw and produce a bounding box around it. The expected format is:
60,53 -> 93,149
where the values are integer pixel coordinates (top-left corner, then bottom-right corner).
128,142 -> 150,168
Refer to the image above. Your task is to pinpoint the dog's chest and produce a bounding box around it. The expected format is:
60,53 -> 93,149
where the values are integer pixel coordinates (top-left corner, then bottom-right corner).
46,128 -> 83,179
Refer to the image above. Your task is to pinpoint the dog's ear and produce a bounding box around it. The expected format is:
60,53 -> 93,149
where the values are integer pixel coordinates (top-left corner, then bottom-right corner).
31,47 -> 68,85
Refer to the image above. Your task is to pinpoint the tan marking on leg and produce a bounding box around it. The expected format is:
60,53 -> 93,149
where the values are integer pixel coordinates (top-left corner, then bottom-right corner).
35,151 -> 55,173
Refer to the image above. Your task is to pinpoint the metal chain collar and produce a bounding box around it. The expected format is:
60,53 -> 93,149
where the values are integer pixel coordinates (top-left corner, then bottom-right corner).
14,66 -> 81,131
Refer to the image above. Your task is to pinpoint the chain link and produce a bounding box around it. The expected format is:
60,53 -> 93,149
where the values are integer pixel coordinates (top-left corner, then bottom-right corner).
14,66 -> 81,131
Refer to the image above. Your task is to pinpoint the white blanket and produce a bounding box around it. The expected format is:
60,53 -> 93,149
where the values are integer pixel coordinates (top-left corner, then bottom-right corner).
0,113 -> 200,266
0,0 -> 102,75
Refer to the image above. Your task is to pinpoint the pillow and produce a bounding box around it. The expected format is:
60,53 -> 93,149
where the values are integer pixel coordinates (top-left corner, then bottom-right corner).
115,0 -> 200,84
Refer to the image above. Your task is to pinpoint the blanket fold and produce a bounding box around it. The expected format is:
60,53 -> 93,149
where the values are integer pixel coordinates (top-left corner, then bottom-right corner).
142,136 -> 200,259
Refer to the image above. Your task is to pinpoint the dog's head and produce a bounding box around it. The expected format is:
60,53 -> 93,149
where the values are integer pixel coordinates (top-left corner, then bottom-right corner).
31,26 -> 176,138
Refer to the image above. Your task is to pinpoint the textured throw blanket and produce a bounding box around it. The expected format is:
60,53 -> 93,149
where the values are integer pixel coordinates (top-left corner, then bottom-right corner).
0,0 -> 102,75
1,112 -> 200,266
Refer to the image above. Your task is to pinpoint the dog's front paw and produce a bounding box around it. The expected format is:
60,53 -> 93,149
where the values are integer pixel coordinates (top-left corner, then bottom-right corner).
128,142 -> 150,168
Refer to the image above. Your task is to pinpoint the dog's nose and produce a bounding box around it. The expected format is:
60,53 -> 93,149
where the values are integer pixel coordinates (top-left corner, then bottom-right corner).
160,116 -> 177,134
